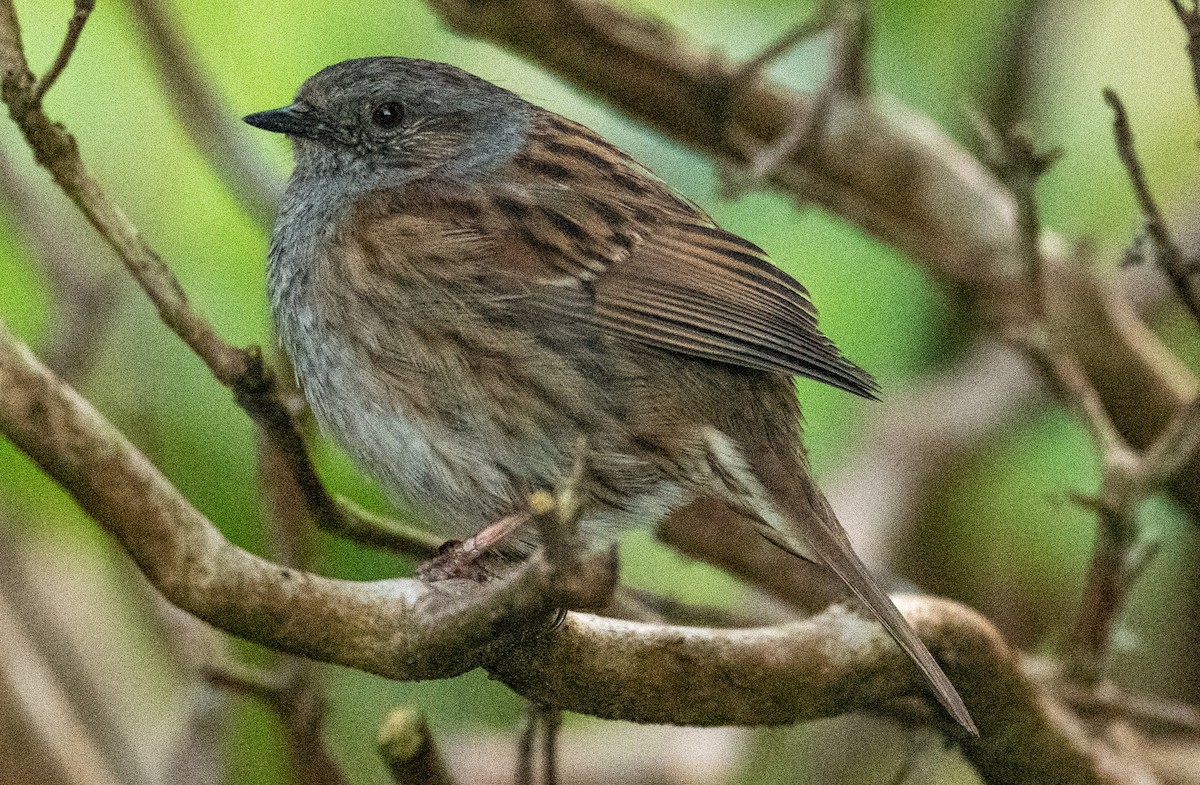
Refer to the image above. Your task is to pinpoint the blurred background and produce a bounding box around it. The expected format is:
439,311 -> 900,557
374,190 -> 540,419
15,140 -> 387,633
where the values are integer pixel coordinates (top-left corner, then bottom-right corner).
0,0 -> 1196,782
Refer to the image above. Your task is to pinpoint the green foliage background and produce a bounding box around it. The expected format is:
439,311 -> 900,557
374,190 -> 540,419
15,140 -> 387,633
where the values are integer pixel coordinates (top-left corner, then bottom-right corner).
0,0 -> 1196,782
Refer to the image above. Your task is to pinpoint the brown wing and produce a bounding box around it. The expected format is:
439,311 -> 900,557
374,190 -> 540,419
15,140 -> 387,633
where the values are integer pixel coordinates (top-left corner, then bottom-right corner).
367,111 -> 877,398
497,112 -> 878,399
592,220 -> 877,398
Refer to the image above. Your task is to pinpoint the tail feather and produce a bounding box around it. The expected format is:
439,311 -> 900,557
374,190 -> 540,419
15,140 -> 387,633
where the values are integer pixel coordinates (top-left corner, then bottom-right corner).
698,426 -> 976,734
769,492 -> 978,736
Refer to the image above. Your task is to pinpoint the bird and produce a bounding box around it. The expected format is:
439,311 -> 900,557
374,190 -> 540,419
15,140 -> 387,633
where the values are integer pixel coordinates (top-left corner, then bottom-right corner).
244,56 -> 976,735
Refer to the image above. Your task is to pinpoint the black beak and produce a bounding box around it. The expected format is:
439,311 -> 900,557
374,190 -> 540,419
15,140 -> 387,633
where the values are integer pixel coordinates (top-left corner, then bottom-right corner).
243,104 -> 316,137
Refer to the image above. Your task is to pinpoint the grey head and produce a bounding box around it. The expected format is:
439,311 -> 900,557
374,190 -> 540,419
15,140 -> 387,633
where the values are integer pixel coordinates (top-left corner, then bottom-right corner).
244,57 -> 534,190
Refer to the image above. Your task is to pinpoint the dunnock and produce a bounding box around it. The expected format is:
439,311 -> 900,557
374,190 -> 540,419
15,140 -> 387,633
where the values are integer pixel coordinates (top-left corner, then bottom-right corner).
245,57 -> 975,734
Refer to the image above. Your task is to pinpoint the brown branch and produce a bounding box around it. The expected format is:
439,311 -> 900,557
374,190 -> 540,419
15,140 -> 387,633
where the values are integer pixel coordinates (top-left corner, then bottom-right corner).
30,0 -> 92,103
161,688 -> 230,785
125,0 -> 280,228
0,317 -> 1139,783
972,108 -> 1197,686
1104,88 -> 1200,324
720,0 -> 869,196
1047,679 -> 1200,738
204,659 -> 347,785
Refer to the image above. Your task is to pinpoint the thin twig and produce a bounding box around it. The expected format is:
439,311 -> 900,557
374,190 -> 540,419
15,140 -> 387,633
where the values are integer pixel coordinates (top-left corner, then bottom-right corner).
968,109 -> 1061,315
516,704 -> 538,785
1167,0 -> 1200,114
972,105 -> 1188,686
723,0 -> 870,196
1104,88 -> 1200,324
541,707 -> 561,785
1046,677 -> 1200,737
30,0 -> 93,103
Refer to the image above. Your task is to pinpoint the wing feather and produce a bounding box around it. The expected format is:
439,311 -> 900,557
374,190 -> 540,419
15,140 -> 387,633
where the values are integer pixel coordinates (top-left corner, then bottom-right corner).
367,112 -> 878,399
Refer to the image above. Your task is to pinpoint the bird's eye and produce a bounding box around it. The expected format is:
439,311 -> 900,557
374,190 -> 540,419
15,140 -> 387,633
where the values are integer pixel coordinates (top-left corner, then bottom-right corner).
371,101 -> 405,129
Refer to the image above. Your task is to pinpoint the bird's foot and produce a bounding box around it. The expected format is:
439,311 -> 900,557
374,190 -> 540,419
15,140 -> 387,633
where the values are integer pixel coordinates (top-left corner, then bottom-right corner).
416,512 -> 530,582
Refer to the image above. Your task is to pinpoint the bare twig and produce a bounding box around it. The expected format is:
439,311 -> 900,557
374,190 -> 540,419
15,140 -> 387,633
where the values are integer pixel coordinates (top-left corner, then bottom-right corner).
969,110 -> 1061,313
976,104 -> 1199,682
541,707 -> 561,785
982,0 -> 1042,137
1104,88 -> 1200,324
378,708 -> 457,785
125,0 -> 280,227
1168,0 -> 1200,114
515,704 -> 562,785
30,0 -> 93,103
161,688 -> 230,785
1045,678 -> 1200,737
722,0 -> 870,196
516,704 -> 537,785
206,659 -> 347,785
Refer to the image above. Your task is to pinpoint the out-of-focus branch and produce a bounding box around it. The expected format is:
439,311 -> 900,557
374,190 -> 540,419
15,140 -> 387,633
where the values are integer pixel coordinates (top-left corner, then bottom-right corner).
1168,0 -> 1200,113
421,0 -> 1200,524
125,0 -> 279,227
203,660 -> 347,785
378,708 -> 458,785
1104,88 -> 1200,323
0,318 -> 1139,784
970,112 -> 1198,686
0,151 -> 121,385
0,583 -> 123,785
720,0 -> 869,197
0,518 -> 154,785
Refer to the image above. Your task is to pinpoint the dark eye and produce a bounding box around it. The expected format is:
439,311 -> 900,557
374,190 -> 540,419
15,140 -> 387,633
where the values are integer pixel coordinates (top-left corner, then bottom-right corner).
371,101 -> 405,129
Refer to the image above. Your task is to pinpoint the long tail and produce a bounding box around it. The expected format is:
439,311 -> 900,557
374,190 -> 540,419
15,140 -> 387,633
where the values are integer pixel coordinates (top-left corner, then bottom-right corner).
764,485 -> 978,736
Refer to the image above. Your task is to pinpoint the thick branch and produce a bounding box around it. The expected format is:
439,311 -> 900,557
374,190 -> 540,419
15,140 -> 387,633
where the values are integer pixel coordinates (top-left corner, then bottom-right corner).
0,317 -> 560,679
0,318 -> 1134,783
